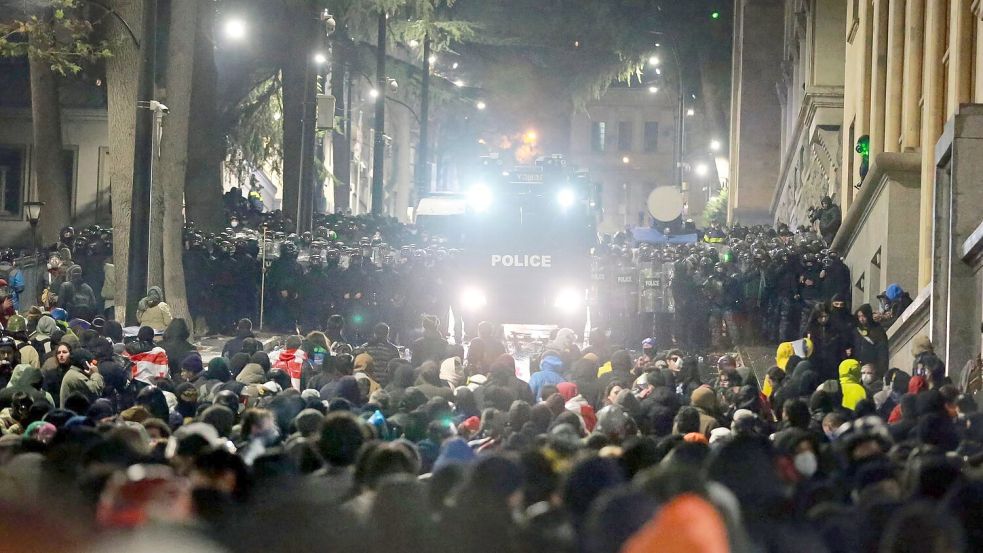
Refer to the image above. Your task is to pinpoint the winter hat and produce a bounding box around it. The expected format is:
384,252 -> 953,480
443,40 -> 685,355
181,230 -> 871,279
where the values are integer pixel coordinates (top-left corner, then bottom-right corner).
433,438 -> 476,472
180,353 -> 204,375
556,382 -> 578,402
641,337 -> 656,350
884,283 -> 903,302
204,357 -> 231,382
43,408 -> 77,429
166,421 -> 224,459
459,416 -> 481,434
301,389 -> 321,402
911,335 -> 934,357
621,494 -> 729,553
540,354 -> 564,373
33,316 -> 58,340
23,421 -> 57,444
684,432 -> 709,445
137,326 -> 155,343
709,427 -> 732,445
293,408 -> 324,438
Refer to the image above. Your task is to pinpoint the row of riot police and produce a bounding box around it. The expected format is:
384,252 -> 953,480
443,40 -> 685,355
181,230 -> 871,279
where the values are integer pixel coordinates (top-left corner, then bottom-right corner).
588,224 -> 852,351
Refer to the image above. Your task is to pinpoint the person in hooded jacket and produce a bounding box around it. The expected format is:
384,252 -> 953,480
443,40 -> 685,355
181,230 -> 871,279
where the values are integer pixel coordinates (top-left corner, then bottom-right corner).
124,328 -> 157,362
415,362 -> 453,401
689,386 -> 722,436
162,318 -> 197,377
136,286 -> 172,331
839,359 -> 867,410
0,364 -> 51,406
273,335 -> 312,391
222,319 -> 255,359
409,314 -> 447,368
57,264 -> 97,322
546,328 -> 581,368
805,303 -> 849,381
486,354 -> 534,405
30,315 -> 59,358
529,354 -> 566,402
852,304 -> 889,378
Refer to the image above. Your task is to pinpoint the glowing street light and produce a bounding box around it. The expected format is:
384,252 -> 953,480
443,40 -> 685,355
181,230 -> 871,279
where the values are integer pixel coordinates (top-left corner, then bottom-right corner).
408,39 -> 420,48
648,55 -> 660,66
524,130 -> 538,142
710,139 -> 721,151
452,62 -> 459,69
223,18 -> 247,40
369,88 -> 380,99
476,100 -> 487,110
686,108 -> 695,117
648,86 -> 659,94
454,79 -> 465,87
622,156 -> 631,164
695,163 -> 709,177
313,52 -> 327,64
428,54 -> 437,64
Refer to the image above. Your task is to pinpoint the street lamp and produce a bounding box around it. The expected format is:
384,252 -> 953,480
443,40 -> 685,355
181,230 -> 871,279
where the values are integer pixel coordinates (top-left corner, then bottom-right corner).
622,156 -> 631,164
428,54 -> 437,64
223,18 -> 246,40
476,100 -> 487,110
686,108 -> 695,117
695,163 -> 709,177
23,200 -> 44,253
453,79 -> 465,87
369,88 -> 380,99
710,139 -> 721,152
648,86 -> 659,94
313,52 -> 327,64
648,55 -> 660,66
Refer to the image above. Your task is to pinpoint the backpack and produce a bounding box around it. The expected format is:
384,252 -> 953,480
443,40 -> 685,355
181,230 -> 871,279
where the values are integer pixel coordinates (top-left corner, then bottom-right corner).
62,282 -> 92,310
310,346 -> 328,371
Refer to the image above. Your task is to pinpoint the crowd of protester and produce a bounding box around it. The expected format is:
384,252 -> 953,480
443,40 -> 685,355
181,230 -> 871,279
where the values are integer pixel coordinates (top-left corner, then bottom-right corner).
0,288 -> 978,552
0,196 -> 974,552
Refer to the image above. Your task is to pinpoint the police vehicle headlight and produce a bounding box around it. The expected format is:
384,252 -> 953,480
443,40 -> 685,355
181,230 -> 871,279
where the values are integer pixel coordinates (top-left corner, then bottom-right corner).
554,287 -> 583,313
557,188 -> 576,209
468,184 -> 493,212
460,287 -> 488,311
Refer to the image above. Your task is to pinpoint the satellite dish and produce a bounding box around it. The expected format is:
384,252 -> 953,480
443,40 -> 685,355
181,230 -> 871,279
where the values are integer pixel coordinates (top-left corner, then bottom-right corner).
647,186 -> 684,222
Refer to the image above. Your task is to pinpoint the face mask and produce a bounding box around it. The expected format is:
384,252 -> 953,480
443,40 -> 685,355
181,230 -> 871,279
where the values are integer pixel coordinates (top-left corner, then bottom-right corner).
794,451 -> 818,478
861,374 -> 874,385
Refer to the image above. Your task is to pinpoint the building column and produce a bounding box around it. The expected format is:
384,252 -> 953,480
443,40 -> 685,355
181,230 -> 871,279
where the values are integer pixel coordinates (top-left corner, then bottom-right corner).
948,0 -> 975,118
974,3 -> 983,100
901,0 -> 925,152
883,0 -> 906,152
919,0 -> 946,289
870,0 -> 890,156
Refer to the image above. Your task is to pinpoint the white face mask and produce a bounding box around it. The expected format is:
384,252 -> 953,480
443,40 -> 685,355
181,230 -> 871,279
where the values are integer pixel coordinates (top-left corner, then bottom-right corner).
794,451 -> 818,478
861,374 -> 875,385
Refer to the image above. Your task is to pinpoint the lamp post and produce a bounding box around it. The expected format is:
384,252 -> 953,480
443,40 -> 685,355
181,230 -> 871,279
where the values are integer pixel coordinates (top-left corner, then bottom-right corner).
23,201 -> 44,255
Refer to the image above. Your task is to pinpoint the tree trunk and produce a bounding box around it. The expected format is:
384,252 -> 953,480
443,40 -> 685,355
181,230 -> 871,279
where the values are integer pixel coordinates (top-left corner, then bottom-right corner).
104,0 -> 144,321
415,33 -> 431,202
281,4 -> 317,232
147,109 -> 163,291
28,30 -> 71,247
371,9 -> 386,214
331,35 -> 350,213
185,1 -> 225,233
157,0 -> 196,327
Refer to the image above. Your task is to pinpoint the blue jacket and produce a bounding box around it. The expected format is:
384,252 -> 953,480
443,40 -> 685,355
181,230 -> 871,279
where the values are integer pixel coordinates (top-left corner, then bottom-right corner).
528,354 -> 566,401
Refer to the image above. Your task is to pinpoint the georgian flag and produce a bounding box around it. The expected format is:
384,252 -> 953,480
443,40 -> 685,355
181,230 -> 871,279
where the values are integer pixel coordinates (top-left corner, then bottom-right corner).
128,347 -> 170,384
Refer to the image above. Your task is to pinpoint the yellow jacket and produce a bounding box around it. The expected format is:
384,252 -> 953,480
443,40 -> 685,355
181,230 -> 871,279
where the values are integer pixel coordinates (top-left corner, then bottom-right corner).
839,359 -> 867,410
